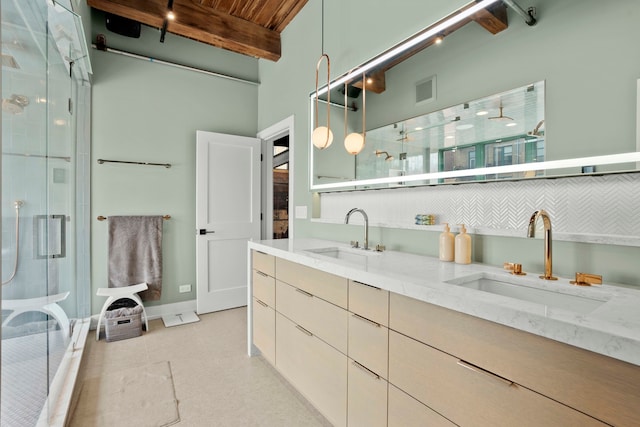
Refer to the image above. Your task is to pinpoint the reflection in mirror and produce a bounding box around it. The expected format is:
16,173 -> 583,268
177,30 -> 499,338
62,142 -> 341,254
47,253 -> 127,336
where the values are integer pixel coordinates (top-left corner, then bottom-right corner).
358,81 -> 544,188
310,0 -> 640,192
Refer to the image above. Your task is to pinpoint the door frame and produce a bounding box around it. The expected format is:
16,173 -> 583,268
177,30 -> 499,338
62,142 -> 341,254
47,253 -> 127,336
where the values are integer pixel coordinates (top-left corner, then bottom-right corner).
257,115 -> 295,240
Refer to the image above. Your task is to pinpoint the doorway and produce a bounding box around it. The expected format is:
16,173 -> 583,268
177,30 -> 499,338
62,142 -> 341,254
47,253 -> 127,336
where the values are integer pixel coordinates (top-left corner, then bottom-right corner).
257,116 -> 294,241
272,136 -> 289,239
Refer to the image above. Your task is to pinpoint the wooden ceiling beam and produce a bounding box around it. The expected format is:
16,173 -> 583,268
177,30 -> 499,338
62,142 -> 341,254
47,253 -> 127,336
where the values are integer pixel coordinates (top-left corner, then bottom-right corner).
472,2 -> 509,35
87,0 -> 282,61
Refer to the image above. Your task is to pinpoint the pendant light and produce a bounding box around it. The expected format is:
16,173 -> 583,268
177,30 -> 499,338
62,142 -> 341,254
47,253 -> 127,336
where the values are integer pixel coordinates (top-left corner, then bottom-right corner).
344,73 -> 366,155
312,0 -> 333,150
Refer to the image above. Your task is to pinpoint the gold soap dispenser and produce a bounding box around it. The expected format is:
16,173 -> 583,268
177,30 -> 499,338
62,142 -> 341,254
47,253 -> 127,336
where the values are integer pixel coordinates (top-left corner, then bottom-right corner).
455,224 -> 472,264
439,223 -> 455,262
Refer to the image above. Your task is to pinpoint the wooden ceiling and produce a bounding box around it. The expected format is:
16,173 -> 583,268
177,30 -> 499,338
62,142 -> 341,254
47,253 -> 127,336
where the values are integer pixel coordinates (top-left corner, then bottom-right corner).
87,0 -> 309,61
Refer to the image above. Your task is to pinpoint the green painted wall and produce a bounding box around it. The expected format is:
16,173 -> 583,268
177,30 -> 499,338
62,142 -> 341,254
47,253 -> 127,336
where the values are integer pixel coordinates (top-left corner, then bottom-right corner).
90,20 -> 258,311
89,0 -> 640,313
257,0 -> 640,287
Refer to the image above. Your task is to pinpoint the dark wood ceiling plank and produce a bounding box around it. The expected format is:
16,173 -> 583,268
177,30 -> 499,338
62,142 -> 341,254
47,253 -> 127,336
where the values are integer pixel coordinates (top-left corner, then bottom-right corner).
273,0 -> 307,32
88,0 -> 281,60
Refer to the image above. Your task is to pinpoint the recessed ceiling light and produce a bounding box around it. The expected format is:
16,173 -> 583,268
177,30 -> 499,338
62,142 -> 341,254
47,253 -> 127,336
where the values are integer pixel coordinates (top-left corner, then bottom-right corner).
446,135 -> 454,139
506,122 -> 517,127
456,124 -> 474,130
476,111 -> 489,116
415,127 -> 423,131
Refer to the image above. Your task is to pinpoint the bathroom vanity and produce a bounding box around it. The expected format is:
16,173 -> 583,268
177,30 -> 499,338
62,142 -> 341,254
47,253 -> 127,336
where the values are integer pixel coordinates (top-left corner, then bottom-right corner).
247,239 -> 640,426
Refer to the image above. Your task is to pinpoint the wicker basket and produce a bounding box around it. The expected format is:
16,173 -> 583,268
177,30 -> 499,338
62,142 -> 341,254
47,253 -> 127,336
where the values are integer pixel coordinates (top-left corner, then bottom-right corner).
105,311 -> 143,342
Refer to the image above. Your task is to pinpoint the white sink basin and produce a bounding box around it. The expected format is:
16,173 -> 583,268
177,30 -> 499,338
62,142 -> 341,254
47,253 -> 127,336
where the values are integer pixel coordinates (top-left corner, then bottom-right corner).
446,272 -> 608,314
304,246 -> 379,264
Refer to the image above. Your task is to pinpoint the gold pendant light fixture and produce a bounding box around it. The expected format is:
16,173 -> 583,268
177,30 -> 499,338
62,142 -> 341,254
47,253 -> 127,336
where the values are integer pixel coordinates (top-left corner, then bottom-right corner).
312,0 -> 333,150
344,73 -> 366,155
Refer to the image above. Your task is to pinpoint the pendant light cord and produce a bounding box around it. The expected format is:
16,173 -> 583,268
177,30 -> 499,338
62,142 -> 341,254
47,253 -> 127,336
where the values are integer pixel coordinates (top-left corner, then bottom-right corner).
321,0 -> 325,55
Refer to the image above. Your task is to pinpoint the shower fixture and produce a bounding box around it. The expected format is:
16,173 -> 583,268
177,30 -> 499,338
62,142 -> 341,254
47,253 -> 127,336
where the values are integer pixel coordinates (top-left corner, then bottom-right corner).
528,119 -> 545,137
2,94 -> 29,114
375,150 -> 394,161
1,53 -> 20,69
2,200 -> 24,286
488,104 -> 513,121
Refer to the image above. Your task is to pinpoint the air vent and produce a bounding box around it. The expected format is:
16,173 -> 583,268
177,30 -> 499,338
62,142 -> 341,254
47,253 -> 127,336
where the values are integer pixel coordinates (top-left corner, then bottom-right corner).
415,75 -> 436,104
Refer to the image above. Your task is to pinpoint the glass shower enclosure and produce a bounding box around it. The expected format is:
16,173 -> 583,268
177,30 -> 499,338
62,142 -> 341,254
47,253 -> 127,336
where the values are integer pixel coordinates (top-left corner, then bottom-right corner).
1,0 -> 91,425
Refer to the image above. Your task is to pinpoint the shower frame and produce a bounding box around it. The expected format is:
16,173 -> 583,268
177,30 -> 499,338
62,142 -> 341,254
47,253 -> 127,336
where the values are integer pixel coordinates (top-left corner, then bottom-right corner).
1,0 -> 92,425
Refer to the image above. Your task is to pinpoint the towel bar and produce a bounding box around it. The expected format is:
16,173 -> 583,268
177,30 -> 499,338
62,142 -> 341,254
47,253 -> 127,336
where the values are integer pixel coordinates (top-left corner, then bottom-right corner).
97,215 -> 171,221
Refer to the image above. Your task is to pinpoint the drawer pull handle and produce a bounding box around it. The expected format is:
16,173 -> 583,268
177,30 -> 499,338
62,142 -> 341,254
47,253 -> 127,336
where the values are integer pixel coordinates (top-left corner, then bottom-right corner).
352,360 -> 380,380
295,288 -> 314,298
354,281 -> 381,291
295,324 -> 313,337
351,313 -> 381,328
457,360 -> 514,387
255,299 -> 268,308
255,271 -> 269,277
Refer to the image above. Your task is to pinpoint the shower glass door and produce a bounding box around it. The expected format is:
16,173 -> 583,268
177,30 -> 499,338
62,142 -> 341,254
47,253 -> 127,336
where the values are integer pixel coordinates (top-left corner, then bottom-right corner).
1,0 -> 91,425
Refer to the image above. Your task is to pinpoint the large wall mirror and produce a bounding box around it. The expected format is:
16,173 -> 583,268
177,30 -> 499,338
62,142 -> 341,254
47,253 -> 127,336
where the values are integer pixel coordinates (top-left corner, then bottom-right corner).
310,0 -> 640,192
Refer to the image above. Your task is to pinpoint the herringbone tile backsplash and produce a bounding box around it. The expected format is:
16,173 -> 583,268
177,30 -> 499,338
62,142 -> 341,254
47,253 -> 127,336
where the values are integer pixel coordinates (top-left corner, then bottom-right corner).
318,172 -> 640,243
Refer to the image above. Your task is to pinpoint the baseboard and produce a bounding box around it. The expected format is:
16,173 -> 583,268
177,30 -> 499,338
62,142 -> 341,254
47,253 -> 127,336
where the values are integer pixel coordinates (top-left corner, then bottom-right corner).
89,299 -> 197,330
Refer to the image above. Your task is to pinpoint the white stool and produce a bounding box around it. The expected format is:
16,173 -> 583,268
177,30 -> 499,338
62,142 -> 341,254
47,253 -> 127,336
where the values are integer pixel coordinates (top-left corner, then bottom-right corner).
2,292 -> 71,336
96,283 -> 149,341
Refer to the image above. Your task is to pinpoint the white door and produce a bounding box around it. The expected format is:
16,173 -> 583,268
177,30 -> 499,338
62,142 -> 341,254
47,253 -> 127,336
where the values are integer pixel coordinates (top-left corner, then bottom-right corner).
196,131 -> 261,314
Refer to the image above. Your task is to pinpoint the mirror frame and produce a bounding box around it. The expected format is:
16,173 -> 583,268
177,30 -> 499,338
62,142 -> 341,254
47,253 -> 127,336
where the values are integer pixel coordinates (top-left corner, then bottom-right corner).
309,0 -> 640,192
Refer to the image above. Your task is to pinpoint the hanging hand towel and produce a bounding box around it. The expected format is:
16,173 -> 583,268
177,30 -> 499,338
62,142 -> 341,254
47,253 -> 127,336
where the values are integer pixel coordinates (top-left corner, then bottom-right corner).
108,216 -> 163,301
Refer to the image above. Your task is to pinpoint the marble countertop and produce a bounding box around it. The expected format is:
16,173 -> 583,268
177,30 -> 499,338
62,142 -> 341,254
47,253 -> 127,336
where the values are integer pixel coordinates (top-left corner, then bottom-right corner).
248,238 -> 640,367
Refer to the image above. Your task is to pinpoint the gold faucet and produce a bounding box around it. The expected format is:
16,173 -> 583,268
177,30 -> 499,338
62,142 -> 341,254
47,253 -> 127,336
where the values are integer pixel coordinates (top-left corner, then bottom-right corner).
527,209 -> 557,280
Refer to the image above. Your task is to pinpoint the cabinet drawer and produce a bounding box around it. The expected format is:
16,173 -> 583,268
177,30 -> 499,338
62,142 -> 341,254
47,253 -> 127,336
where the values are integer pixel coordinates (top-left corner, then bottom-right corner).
389,330 -> 606,427
252,298 -> 275,364
348,280 -> 389,326
389,293 -> 640,426
276,258 -> 347,308
347,360 -> 387,427
388,384 -> 455,427
252,270 -> 275,307
252,250 -> 275,276
275,313 -> 347,427
348,313 -> 388,378
276,280 -> 348,354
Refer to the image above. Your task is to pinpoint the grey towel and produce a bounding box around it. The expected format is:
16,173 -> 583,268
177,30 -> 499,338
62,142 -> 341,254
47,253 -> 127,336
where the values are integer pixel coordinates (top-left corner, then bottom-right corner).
108,216 -> 163,301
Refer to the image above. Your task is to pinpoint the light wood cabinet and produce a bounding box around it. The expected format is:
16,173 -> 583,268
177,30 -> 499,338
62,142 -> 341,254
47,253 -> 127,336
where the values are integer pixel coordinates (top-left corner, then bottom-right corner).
276,258 -> 348,308
347,360 -> 387,427
348,280 -> 389,326
252,297 -> 275,364
252,270 -> 275,307
276,313 -> 347,427
252,250 -> 275,276
276,280 -> 348,353
388,384 -> 456,427
252,252 -> 640,427
389,330 -> 606,427
348,313 -> 388,379
389,292 -> 640,426
251,251 -> 276,363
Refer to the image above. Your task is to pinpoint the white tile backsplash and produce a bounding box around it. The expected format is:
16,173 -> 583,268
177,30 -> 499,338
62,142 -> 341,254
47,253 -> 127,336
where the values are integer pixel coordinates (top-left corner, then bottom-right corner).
317,172 -> 640,246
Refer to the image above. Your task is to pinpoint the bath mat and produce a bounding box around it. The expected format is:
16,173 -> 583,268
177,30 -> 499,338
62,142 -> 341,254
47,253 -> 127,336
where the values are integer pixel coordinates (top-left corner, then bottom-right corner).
162,311 -> 200,327
70,361 -> 179,427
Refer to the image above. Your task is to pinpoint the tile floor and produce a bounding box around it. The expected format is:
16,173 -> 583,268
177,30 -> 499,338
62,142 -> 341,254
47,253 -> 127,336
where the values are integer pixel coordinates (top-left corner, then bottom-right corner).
70,307 -> 332,426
